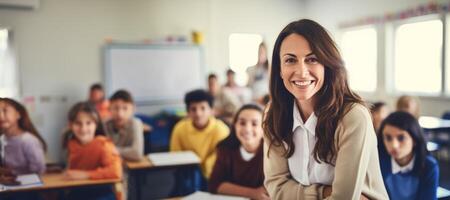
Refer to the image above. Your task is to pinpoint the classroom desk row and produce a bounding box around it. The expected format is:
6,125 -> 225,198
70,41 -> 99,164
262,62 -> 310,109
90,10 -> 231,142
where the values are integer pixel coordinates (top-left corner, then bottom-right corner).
3,155 -> 449,200
0,154 -> 198,200
126,156 -> 199,200
0,173 -> 121,193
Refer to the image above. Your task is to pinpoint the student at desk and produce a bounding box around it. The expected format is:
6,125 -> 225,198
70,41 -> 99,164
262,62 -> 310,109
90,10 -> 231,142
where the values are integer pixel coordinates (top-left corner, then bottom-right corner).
396,95 -> 420,119
63,102 -> 122,200
371,102 -> 390,133
88,83 -> 111,121
0,98 -> 46,175
378,111 -> 439,200
105,90 -> 144,162
0,98 -> 47,200
170,89 -> 229,181
209,104 -> 267,200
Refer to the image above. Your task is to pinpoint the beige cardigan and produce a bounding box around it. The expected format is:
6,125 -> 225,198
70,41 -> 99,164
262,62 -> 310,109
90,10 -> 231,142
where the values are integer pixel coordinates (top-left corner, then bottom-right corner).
264,104 -> 389,200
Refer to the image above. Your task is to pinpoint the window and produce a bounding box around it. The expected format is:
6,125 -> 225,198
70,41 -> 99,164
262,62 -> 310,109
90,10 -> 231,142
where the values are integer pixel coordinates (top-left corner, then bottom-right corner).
446,15 -> 450,95
0,30 -> 7,51
228,33 -> 263,86
341,27 -> 377,92
393,19 -> 443,94
0,28 -> 19,98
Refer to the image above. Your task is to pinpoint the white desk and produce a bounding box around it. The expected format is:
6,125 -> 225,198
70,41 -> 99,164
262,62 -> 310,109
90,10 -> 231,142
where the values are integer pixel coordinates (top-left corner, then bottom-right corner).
419,116 -> 450,130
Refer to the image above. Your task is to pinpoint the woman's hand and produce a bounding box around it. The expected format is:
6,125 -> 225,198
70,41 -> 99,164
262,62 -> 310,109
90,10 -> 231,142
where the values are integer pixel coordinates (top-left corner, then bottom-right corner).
323,185 -> 332,197
64,170 -> 89,180
251,186 -> 270,200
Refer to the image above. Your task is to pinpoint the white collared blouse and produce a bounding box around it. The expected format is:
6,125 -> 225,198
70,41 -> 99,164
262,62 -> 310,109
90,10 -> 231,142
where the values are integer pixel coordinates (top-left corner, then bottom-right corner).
287,102 -> 335,186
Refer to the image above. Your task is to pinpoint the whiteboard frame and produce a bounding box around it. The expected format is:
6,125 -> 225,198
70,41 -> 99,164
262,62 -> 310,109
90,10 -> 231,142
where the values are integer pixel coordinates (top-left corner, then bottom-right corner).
103,43 -> 206,106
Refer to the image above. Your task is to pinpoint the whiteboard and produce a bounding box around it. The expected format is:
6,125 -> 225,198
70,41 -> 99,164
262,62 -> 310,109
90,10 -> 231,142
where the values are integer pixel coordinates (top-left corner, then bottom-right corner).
104,44 -> 204,104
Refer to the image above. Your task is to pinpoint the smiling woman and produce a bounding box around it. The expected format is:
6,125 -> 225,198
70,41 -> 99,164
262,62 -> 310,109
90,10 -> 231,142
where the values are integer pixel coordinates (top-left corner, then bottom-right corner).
262,19 -> 389,200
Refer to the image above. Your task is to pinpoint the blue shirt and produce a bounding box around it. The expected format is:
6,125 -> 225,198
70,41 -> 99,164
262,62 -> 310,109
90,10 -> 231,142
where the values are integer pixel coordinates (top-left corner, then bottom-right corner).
379,153 -> 439,200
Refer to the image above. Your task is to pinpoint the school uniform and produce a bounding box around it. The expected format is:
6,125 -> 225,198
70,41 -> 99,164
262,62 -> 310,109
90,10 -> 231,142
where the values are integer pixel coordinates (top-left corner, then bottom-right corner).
379,152 -> 439,200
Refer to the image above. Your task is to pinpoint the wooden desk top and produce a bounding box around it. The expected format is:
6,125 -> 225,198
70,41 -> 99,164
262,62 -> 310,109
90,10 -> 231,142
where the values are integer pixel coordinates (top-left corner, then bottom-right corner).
41,173 -> 120,190
419,116 -> 450,130
125,157 -> 154,170
1,173 -> 121,193
125,157 -> 199,170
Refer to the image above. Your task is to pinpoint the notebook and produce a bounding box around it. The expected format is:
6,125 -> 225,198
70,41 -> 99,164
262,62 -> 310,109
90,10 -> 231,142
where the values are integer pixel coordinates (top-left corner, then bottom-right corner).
182,191 -> 248,200
438,186 -> 450,199
147,151 -> 200,166
0,174 -> 43,191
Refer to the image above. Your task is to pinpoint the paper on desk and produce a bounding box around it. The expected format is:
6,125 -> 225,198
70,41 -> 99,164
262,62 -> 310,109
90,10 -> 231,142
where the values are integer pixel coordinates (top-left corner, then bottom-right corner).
182,191 -> 248,200
147,151 -> 200,166
438,186 -> 450,199
0,173 -> 43,191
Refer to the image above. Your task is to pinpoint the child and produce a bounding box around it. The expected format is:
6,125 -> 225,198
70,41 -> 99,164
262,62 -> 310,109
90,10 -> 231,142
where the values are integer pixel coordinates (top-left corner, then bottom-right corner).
396,95 -> 420,119
207,73 -> 241,126
63,102 -> 122,200
170,89 -> 229,180
88,83 -> 111,120
378,111 -> 439,200
223,69 -> 252,104
0,98 -> 46,175
371,101 -> 390,133
209,104 -> 267,200
105,90 -> 144,161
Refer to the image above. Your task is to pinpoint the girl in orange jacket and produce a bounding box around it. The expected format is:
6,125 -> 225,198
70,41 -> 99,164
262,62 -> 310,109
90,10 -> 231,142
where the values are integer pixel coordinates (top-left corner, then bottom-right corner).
63,102 -> 122,200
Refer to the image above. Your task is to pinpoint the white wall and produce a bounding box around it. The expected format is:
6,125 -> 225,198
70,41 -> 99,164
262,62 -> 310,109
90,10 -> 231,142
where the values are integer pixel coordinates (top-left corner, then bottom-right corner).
303,0 -> 450,117
0,0 -> 212,98
0,0 -> 305,97
208,0 -> 304,76
0,0 -> 305,162
0,0 -> 213,162
4,0 -> 447,162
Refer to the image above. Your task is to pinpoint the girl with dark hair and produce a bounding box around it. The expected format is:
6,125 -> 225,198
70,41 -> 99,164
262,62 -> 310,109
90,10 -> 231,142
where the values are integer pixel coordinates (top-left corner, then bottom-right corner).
209,104 -> 267,199
0,98 -> 46,175
371,101 -> 390,133
63,102 -> 122,200
378,111 -> 439,200
262,19 -> 389,199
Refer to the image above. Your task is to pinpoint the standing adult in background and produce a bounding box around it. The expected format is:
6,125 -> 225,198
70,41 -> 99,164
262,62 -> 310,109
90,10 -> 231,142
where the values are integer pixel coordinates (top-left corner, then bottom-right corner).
396,95 -> 420,119
263,19 -> 388,199
247,42 -> 270,104
88,83 -> 111,121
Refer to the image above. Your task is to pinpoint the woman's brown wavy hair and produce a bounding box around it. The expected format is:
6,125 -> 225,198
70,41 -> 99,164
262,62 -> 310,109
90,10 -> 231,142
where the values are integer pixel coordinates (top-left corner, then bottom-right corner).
263,19 -> 364,164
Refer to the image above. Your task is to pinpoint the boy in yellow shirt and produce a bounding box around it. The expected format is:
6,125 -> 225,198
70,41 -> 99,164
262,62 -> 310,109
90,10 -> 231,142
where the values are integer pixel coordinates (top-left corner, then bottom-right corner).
170,89 -> 229,180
